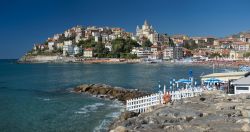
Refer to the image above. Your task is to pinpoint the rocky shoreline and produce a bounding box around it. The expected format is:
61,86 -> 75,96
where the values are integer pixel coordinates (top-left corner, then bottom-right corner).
72,84 -> 250,132
109,91 -> 250,132
72,84 -> 150,104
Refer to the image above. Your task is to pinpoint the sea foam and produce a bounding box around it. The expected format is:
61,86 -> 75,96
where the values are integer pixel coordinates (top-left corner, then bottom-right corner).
75,103 -> 105,114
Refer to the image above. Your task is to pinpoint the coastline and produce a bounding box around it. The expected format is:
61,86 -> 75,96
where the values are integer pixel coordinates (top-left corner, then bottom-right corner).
17,55 -> 246,70
70,84 -> 250,132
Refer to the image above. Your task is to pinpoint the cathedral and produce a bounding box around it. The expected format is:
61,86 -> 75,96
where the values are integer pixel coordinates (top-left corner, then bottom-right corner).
136,20 -> 159,44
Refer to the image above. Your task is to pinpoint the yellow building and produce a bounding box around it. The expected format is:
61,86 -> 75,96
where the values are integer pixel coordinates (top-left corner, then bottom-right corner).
229,50 -> 244,60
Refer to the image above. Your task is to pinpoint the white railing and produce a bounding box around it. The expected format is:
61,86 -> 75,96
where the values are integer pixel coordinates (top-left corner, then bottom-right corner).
126,88 -> 203,113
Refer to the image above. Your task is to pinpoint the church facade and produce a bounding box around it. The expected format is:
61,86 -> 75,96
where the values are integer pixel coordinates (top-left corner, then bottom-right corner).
136,20 -> 159,44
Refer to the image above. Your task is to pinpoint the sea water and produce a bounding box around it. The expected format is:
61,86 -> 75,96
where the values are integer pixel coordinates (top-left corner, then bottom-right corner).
0,60 -> 223,132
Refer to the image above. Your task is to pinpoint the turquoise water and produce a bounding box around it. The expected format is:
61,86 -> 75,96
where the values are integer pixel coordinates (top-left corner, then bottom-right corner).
0,60 -> 222,132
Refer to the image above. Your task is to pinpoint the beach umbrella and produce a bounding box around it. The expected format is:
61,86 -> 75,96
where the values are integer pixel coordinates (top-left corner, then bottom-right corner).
204,78 -> 222,83
176,79 -> 192,84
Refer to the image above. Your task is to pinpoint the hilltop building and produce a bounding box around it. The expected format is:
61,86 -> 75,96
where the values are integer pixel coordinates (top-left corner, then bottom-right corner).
136,20 -> 159,44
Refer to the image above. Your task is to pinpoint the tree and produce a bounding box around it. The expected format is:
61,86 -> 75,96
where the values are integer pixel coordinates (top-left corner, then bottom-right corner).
168,38 -> 175,47
243,52 -> 250,58
111,38 -> 126,57
78,38 -> 96,48
124,39 -> 140,53
209,53 -> 221,58
93,42 -> 110,58
142,39 -> 153,48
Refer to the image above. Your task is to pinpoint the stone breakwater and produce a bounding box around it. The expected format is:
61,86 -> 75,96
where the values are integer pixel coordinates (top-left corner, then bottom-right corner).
73,84 -> 150,104
110,91 -> 250,132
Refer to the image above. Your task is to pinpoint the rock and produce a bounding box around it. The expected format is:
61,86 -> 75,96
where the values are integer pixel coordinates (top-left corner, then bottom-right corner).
237,118 -> 250,124
245,106 -> 250,110
242,123 -> 250,132
176,125 -> 184,131
200,97 -> 206,101
148,117 -> 159,124
120,111 -> 139,120
185,116 -> 194,122
77,84 -> 92,92
110,126 -> 128,132
73,83 -> 150,104
241,110 -> 250,118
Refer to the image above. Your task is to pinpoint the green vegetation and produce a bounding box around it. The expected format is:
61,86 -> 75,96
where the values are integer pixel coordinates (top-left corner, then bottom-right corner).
142,39 -> 152,48
168,38 -> 175,47
209,53 -> 221,58
77,38 -> 96,48
75,37 -> 140,58
243,52 -> 250,58
183,40 -> 198,50
31,37 -> 140,59
110,38 -> 139,58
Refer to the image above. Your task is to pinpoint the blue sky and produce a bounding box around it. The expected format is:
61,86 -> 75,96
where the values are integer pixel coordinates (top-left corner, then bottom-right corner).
1,0 -> 250,59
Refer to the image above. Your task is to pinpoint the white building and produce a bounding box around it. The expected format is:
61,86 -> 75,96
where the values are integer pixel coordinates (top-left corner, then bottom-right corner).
48,42 -> 55,51
53,34 -> 63,41
131,47 -> 152,58
163,47 -> 174,60
64,30 -> 72,38
105,43 -> 112,51
64,40 -> 73,46
63,45 -> 74,56
75,33 -> 83,43
232,75 -> 250,94
102,34 -> 109,43
84,48 -> 93,58
74,46 -> 81,55
240,34 -> 250,43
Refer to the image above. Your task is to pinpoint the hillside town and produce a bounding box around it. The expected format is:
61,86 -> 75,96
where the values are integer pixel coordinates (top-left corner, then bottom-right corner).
27,20 -> 250,65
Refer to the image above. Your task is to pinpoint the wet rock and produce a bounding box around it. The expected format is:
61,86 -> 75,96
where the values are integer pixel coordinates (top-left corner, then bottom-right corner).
73,83 -> 150,104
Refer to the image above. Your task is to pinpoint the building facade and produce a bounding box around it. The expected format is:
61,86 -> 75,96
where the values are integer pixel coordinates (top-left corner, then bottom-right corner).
136,20 -> 159,44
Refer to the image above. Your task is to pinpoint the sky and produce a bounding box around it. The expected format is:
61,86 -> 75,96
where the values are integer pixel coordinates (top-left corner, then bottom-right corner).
0,0 -> 250,59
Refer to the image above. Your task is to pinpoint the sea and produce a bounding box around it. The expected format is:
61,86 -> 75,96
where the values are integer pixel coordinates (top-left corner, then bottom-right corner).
0,59 -> 226,132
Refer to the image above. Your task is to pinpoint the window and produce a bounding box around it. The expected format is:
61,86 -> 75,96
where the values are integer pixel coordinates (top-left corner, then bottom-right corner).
236,87 -> 249,90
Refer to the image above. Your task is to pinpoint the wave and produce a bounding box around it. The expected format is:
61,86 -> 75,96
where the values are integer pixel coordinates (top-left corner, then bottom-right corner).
93,119 -> 111,132
105,112 -> 121,118
93,102 -> 124,132
75,103 -> 105,115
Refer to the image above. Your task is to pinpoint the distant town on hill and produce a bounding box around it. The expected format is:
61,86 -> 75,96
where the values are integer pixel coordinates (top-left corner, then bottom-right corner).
26,20 -> 250,61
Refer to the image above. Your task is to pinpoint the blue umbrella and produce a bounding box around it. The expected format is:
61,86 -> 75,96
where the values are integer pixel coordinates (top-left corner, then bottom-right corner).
176,79 -> 191,84
204,78 -> 222,83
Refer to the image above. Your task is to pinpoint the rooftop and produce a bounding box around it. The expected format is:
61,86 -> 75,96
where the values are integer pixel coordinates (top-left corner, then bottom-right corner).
232,76 -> 250,85
201,72 -> 249,78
